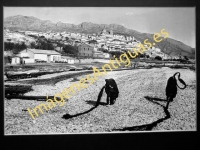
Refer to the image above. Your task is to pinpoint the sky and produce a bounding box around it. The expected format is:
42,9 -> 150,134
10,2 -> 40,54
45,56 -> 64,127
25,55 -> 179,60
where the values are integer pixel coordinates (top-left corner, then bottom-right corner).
4,7 -> 195,48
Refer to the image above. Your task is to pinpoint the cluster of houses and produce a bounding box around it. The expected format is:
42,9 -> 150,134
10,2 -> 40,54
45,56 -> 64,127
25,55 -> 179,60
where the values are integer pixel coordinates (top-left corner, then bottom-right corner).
4,28 -> 176,65
8,28 -> 141,51
4,29 -> 35,45
10,43 -> 111,65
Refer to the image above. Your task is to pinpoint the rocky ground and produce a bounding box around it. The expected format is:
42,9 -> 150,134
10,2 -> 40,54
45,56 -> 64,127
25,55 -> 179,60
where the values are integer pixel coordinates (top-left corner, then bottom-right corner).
4,67 -> 196,134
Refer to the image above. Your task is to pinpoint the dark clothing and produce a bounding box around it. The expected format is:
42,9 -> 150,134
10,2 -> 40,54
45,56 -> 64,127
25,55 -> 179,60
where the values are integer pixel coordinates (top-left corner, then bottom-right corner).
105,78 -> 119,105
166,76 -> 177,100
165,72 -> 187,109
95,78 -> 119,107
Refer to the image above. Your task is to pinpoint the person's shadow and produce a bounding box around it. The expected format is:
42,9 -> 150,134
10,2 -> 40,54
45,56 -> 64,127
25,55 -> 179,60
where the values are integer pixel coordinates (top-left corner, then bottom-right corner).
62,106 -> 96,119
85,100 -> 107,106
62,96 -> 171,131
144,96 -> 167,102
62,85 -> 107,119
62,100 -> 107,119
112,96 -> 170,131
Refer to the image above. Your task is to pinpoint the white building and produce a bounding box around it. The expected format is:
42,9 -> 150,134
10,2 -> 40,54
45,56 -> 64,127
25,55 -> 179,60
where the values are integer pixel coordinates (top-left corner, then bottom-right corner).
61,56 -> 75,64
93,51 -> 104,58
103,53 -> 110,58
155,48 -> 161,52
11,56 -> 20,64
18,49 -> 61,63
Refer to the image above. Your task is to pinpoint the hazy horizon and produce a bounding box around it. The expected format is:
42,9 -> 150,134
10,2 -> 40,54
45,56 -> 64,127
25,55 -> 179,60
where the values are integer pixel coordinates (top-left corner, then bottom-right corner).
4,7 -> 195,48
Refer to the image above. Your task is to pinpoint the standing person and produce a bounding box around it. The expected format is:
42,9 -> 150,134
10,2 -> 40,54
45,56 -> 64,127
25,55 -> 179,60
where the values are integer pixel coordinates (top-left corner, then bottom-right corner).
20,58 -> 22,65
21,58 -> 24,67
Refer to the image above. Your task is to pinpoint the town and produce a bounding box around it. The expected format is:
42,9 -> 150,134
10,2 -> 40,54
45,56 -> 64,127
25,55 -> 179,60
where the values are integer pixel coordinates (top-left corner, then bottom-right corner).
4,27 -> 185,65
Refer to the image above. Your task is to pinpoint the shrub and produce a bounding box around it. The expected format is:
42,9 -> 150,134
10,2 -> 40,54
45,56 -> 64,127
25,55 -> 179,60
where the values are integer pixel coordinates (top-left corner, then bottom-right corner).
189,65 -> 195,71
154,56 -> 162,60
183,56 -> 189,60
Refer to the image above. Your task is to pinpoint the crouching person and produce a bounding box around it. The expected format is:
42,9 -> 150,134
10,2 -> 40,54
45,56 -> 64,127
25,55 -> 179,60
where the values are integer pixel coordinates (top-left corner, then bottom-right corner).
95,78 -> 119,107
105,79 -> 119,105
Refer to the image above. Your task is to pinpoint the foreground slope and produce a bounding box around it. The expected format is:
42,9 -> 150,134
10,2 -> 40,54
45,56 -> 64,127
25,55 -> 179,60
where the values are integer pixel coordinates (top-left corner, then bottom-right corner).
5,68 -> 196,134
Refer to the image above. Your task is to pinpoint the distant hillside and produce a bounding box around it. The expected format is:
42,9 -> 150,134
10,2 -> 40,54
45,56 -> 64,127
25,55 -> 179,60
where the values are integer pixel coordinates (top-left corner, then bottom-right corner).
4,15 -> 195,59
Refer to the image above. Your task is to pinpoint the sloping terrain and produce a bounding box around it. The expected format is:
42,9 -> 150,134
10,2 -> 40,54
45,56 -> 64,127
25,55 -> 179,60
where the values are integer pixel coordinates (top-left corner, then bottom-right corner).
5,68 -> 196,134
4,15 -> 195,58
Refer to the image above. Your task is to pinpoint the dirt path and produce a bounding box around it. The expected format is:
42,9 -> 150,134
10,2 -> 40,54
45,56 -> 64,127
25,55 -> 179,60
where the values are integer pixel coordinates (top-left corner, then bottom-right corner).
5,67 -> 196,134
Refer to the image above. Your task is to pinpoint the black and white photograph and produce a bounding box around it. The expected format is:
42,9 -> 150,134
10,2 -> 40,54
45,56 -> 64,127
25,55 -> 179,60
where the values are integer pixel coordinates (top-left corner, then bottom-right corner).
4,7 -> 196,135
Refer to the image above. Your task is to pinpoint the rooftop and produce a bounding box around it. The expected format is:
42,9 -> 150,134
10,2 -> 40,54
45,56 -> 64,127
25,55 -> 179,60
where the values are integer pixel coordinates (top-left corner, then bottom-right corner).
28,49 -> 61,55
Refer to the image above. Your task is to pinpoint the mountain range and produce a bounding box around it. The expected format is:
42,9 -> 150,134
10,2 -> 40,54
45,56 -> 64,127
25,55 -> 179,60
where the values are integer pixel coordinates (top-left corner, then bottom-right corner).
4,15 -> 195,59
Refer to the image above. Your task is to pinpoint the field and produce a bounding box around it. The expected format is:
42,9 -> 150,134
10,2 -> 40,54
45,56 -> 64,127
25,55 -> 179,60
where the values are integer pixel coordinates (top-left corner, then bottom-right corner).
4,60 -> 196,134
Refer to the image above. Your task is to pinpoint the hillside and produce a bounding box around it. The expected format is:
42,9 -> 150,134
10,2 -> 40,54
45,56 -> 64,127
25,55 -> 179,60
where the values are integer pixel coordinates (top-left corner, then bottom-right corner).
4,15 -> 195,59
4,29 -> 36,44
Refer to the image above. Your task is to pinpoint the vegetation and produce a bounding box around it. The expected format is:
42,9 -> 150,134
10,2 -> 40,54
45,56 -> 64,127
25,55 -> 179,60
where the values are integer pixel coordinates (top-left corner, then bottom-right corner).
62,45 -> 79,57
4,42 -> 27,54
34,37 -> 54,50
98,48 -> 108,53
108,51 -> 124,58
88,40 -> 97,44
154,56 -> 162,60
28,35 -> 38,39
28,36 -> 55,50
183,56 -> 189,60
